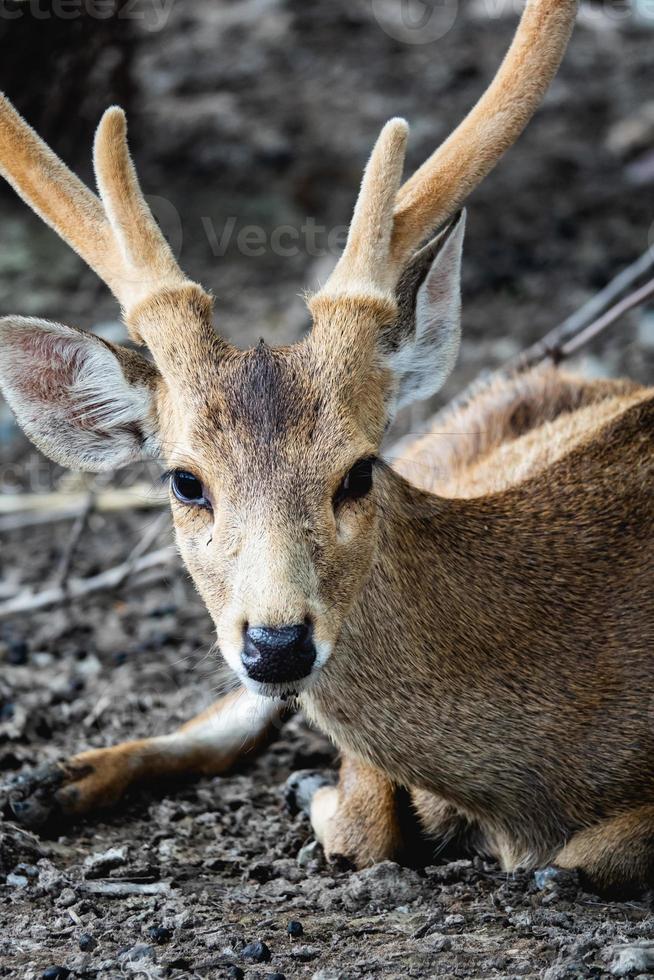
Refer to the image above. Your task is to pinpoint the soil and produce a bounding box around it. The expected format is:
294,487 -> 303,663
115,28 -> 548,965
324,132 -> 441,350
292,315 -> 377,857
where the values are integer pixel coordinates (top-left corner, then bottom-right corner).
1,1 -> 654,978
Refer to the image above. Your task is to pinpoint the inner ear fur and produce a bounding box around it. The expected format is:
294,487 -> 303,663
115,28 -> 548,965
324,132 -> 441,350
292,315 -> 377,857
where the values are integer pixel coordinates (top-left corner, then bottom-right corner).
380,210 -> 464,358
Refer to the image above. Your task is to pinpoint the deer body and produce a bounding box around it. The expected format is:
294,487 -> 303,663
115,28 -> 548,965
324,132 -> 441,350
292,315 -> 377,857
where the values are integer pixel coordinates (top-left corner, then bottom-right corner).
2,0 -> 654,894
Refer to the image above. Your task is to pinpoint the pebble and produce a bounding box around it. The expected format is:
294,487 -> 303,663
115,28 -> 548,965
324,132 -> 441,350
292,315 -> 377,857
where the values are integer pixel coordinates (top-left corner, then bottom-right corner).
41,969 -> 70,980
290,945 -> 320,961
6,873 -> 28,888
608,943 -> 654,976
227,968 -> 244,979
267,974 -> 286,980
78,933 -> 96,952
7,640 -> 28,665
118,943 -> 156,963
148,925 -> 173,944
287,919 -> 304,938
242,940 -> 272,963
83,846 -> 128,878
55,887 -> 77,908
342,861 -> 424,911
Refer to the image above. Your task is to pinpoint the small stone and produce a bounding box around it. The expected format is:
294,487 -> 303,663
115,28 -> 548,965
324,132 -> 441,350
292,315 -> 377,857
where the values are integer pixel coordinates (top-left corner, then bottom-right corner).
7,640 -> 28,665
227,968 -> 244,979
83,846 -> 128,878
267,974 -> 286,980
55,887 -> 77,908
444,913 -> 465,929
608,942 -> 654,976
78,933 -> 96,952
242,940 -> 272,963
42,969 -> 70,980
6,873 -> 28,888
342,861 -> 424,911
118,944 -> 155,963
290,945 -> 320,962
287,919 -> 304,938
148,925 -> 172,944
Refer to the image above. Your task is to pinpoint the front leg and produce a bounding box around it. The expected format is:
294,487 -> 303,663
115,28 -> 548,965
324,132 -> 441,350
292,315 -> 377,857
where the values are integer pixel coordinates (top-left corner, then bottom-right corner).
7,688 -> 283,828
302,755 -> 404,867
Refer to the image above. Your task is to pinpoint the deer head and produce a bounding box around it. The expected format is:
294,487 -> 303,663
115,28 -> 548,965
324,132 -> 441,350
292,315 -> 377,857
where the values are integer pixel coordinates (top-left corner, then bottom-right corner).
0,0 -> 576,695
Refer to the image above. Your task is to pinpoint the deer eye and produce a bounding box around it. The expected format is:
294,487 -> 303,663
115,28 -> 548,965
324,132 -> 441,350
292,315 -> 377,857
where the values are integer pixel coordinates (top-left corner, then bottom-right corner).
171,470 -> 208,507
333,457 -> 375,509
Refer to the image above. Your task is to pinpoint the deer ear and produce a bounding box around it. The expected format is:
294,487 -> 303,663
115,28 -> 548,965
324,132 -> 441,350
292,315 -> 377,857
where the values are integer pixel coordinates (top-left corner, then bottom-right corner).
380,210 -> 465,416
0,316 -> 161,472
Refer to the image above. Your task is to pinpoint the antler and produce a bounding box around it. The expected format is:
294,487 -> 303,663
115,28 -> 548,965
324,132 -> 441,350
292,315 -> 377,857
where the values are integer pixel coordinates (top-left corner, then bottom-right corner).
0,94 -> 204,352
321,0 -> 577,297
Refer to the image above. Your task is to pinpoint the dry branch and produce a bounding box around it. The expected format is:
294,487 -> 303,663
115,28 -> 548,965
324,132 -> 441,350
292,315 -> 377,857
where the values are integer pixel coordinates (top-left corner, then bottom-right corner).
0,546 -> 176,620
0,483 -> 166,532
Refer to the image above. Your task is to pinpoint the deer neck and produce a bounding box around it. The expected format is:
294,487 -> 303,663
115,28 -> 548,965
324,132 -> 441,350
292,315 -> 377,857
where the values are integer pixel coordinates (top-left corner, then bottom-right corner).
301,464 -> 502,791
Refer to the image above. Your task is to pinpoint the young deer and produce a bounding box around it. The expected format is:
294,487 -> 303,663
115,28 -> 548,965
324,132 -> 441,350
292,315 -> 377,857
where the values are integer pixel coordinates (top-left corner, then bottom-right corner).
1,0 -> 653,895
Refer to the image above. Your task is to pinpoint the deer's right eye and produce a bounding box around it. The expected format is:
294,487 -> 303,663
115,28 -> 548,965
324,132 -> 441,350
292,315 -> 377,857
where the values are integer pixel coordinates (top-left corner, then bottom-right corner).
171,470 -> 208,507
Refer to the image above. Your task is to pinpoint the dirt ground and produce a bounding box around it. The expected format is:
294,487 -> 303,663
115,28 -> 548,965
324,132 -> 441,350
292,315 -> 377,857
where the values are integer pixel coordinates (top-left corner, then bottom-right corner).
1,1 -> 654,978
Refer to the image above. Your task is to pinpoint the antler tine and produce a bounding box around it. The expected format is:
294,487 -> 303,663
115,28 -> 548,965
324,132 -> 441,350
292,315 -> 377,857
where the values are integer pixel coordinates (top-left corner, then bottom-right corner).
321,117 -> 408,298
389,0 -> 577,271
93,107 -> 188,307
0,94 -> 195,320
0,93 -> 113,282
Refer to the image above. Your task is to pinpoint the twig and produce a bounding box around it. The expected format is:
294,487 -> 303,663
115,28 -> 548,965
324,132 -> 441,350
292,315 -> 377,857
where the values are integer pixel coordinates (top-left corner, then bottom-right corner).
78,880 -> 172,897
559,275 -> 654,358
510,245 -> 654,371
52,492 -> 95,589
0,483 -> 166,532
0,546 -> 177,620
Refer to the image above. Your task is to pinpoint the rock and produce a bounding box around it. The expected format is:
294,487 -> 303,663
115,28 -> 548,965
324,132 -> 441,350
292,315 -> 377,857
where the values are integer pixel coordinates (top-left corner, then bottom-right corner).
118,944 -> 156,963
342,861 -> 424,912
78,933 -> 96,952
287,919 -> 304,937
148,925 -> 173,944
0,825 -> 45,875
290,946 -> 320,962
242,940 -> 272,963
55,887 -> 77,908
608,942 -> 654,976
83,846 -> 128,879
6,872 -> 28,888
444,914 -> 465,929
41,969 -> 70,980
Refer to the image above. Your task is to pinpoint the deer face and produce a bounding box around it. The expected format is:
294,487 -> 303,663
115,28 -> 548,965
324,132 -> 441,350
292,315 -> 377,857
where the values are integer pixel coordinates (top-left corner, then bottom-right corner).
159,339 -> 383,694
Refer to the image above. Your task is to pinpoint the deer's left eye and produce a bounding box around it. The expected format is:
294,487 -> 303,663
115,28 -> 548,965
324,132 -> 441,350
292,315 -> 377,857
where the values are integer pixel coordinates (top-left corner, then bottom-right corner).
333,457 -> 375,509
171,470 -> 208,507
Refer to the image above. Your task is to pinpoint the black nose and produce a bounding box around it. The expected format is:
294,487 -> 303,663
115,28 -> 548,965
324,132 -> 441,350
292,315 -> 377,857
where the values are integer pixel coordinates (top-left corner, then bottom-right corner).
242,623 -> 316,685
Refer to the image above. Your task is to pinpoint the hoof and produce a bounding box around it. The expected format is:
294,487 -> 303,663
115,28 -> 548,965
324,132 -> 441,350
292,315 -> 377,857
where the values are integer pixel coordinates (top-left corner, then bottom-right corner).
3,764 -> 69,830
534,865 -> 581,898
284,768 -> 337,816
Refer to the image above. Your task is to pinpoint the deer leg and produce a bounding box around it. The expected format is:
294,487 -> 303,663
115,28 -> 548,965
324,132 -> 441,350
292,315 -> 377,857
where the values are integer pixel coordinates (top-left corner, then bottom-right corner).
7,688 -> 283,829
288,755 -> 403,868
549,807 -> 654,896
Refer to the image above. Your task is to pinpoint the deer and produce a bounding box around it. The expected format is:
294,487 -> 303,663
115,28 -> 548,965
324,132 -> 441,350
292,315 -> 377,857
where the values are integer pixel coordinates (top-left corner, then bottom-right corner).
1,0 -> 653,897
